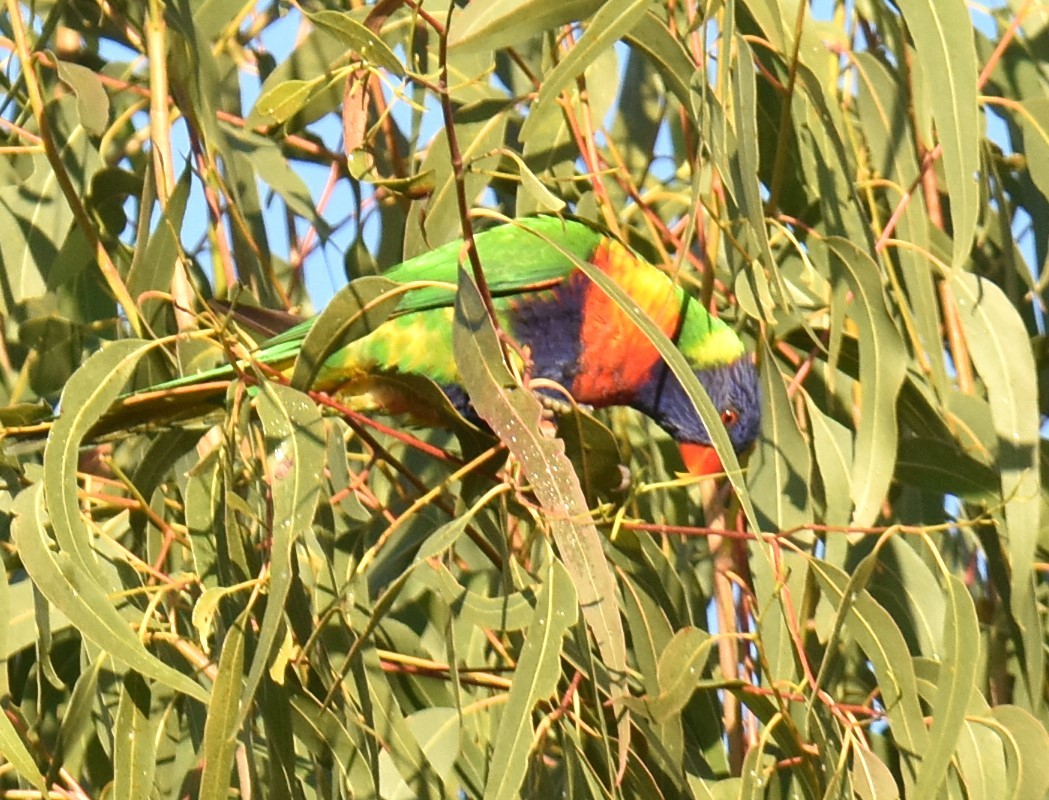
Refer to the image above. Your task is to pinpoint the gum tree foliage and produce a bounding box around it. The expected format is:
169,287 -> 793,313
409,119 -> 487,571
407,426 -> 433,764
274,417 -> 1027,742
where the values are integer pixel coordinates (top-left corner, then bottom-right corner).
0,0 -> 1048,797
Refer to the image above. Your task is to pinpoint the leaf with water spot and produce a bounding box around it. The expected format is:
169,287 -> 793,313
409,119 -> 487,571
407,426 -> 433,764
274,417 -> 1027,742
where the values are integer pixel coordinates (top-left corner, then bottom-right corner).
649,627 -> 715,722
453,264 -> 631,777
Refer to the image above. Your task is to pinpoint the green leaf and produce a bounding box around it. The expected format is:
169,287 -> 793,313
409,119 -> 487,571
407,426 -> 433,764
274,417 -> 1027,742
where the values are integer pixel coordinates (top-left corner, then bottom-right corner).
852,746 -> 900,800
416,563 -> 538,630
952,273 -> 1042,698
54,56 -> 110,135
200,614 -> 246,800
518,0 -> 652,141
483,557 -> 577,800
624,12 -> 696,112
0,97 -> 95,312
747,345 -> 810,531
450,0 -> 603,52
557,406 -> 624,505
44,339 -> 158,578
251,76 -> 332,127
1019,97 -> 1049,208
50,653 -> 105,783
453,263 -> 631,773
240,384 -> 325,716
619,574 -> 674,699
977,706 -> 1049,799
811,560 -> 928,755
306,10 -> 405,76
228,129 -> 332,239
12,485 -> 208,702
289,694 -> 375,791
955,716 -> 1007,800
405,102 -> 509,256
349,617 -> 434,797
803,393 -> 853,526
290,276 -> 402,390
112,674 -> 160,800
912,574 -> 981,796
894,437 -> 999,500
854,51 -> 949,396
127,162 -> 192,313
825,238 -> 908,527
895,0 -> 980,268
650,627 -> 715,722
725,34 -> 776,272
501,149 -> 566,213
0,677 -> 46,792
380,708 -> 463,800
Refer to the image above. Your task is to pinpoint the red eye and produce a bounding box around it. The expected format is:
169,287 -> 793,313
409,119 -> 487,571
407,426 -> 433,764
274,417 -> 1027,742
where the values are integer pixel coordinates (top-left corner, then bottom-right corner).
721,408 -> 739,427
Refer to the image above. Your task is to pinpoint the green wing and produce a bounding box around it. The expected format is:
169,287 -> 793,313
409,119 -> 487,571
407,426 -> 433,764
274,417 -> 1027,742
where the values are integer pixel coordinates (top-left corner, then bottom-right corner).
129,217 -> 603,395
263,216 -> 601,348
384,216 -> 602,311
249,216 -> 602,369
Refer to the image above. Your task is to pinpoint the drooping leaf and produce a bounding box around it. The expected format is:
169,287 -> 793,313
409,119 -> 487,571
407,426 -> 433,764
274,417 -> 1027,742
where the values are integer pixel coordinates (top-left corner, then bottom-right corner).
825,238 -> 908,527
112,673 -> 160,800
894,0 -> 980,268
952,272 -> 1042,699
12,484 -> 208,703
453,264 -> 631,773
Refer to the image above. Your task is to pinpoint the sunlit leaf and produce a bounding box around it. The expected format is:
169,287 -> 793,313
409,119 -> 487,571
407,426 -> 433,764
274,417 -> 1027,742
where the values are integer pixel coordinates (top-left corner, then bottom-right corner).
307,10 -> 406,76
450,0 -> 603,52
895,0 -> 980,268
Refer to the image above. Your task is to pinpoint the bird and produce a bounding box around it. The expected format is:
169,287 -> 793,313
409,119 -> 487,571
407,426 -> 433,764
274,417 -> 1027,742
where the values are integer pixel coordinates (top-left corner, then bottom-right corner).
16,217 -> 762,476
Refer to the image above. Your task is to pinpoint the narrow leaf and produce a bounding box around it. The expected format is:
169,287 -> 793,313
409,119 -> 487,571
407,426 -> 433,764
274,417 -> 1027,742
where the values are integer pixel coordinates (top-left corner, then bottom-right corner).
519,0 -> 651,141
811,560 -> 928,754
483,557 -> 577,800
952,272 -> 1042,698
0,699 -> 45,792
200,615 -> 246,800
112,674 -> 159,800
44,339 -> 159,581
747,345 -> 810,530
453,264 -> 631,772
912,574 -> 981,796
895,0 -> 980,268
290,276 -> 402,389
825,238 -> 908,526
307,10 -> 405,76
450,0 -> 603,52
239,384 -> 325,717
12,485 -> 208,703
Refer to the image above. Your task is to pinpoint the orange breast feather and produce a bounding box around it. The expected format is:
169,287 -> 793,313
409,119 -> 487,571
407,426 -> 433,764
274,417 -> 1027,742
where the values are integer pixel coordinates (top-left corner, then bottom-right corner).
571,240 -> 683,404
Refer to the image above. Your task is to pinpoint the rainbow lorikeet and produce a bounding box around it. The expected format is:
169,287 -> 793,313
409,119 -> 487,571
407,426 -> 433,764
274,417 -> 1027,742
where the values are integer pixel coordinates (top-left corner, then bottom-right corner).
92,217 -> 761,475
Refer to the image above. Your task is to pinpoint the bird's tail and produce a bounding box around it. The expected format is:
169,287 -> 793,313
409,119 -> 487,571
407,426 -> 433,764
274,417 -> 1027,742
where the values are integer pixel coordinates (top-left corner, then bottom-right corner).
2,300 -> 308,449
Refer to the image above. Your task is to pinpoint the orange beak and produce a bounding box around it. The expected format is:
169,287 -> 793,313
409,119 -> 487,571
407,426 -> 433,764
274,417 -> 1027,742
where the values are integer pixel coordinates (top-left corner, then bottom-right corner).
679,442 -> 725,477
